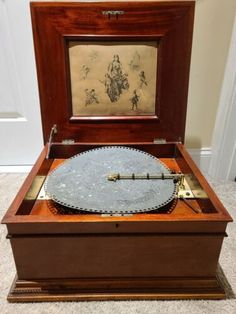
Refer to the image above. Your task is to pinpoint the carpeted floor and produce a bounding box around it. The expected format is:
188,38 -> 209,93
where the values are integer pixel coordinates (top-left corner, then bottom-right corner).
0,173 -> 235,314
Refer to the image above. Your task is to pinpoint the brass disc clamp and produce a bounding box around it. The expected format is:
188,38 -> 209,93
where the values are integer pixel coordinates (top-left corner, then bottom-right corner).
107,172 -> 184,183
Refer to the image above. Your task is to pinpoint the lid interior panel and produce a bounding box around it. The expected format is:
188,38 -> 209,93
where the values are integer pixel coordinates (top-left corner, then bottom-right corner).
31,1 -> 195,143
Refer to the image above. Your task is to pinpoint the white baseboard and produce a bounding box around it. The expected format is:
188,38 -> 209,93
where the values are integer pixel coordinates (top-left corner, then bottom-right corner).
187,147 -> 212,175
0,165 -> 32,173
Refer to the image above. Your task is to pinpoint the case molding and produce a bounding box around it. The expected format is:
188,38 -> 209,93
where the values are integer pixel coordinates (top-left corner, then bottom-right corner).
8,275 -> 225,302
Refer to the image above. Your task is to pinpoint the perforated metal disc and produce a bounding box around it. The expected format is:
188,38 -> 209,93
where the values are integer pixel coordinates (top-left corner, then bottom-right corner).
45,146 -> 177,214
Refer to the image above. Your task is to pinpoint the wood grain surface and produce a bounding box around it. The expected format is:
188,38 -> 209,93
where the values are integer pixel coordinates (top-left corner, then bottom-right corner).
30,1 -> 195,143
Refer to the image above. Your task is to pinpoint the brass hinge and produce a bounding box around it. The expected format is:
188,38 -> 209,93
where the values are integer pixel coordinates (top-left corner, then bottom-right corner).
61,139 -> 75,144
153,138 -> 166,144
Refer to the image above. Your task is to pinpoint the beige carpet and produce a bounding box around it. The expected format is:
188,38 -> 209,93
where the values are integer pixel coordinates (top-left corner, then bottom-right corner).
0,173 -> 235,314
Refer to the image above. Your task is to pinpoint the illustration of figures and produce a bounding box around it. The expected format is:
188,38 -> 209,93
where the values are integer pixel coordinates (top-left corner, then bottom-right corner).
103,54 -> 129,102
129,51 -> 140,71
89,50 -> 98,62
130,90 -> 140,110
108,54 -> 122,77
103,74 -> 115,102
82,65 -> 90,80
85,89 -> 99,106
139,71 -> 147,88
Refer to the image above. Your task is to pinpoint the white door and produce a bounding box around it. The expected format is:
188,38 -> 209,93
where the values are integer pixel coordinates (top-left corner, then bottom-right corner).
0,0 -> 43,168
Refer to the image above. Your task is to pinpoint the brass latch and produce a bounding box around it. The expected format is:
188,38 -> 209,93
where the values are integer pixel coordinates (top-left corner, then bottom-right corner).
102,10 -> 125,19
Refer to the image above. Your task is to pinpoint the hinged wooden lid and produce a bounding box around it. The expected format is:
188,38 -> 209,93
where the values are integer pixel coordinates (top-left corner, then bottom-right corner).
31,1 -> 195,144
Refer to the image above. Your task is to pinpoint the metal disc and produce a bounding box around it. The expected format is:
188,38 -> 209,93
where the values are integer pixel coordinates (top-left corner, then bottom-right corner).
45,146 -> 177,214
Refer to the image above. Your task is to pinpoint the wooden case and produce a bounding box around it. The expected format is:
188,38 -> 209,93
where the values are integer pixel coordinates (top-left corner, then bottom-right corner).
2,1 -> 233,302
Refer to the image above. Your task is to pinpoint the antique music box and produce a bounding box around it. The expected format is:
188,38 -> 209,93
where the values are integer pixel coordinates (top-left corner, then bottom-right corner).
2,1 -> 233,302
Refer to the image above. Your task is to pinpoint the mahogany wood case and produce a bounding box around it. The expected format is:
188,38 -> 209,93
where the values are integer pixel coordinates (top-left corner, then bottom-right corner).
1,1 -> 233,302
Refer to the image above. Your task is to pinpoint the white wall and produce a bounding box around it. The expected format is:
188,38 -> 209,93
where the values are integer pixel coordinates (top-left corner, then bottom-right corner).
209,14 -> 236,181
186,0 -> 236,149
